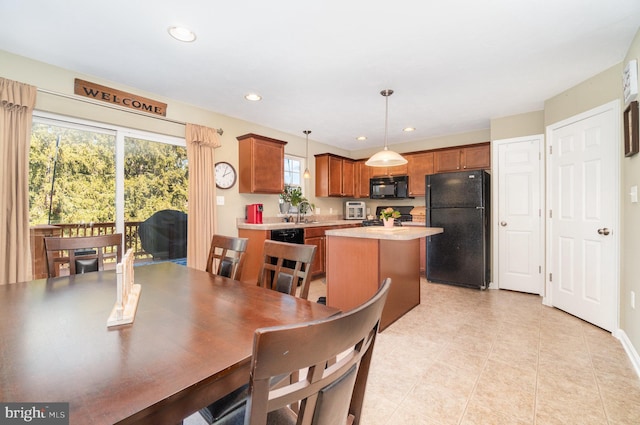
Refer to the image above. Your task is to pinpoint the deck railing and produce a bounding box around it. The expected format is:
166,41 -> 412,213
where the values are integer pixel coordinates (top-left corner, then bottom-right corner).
54,221 -> 152,260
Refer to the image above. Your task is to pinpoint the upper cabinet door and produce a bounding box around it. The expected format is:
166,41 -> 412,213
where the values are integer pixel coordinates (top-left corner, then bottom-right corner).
316,153 -> 355,197
434,143 -> 490,173
462,144 -> 491,170
237,133 -> 287,194
328,156 -> 344,196
355,160 -> 370,198
434,149 -> 461,173
407,152 -> 434,196
341,159 -> 355,197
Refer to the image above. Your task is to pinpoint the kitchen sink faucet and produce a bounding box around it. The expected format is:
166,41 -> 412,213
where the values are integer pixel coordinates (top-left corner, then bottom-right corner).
297,201 -> 313,224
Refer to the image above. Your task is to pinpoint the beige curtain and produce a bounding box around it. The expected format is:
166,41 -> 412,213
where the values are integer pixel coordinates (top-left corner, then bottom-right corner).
0,78 -> 37,284
185,123 -> 221,270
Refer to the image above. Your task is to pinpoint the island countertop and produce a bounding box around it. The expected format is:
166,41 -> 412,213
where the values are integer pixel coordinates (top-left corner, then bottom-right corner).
325,226 -> 443,240
237,219 -> 361,231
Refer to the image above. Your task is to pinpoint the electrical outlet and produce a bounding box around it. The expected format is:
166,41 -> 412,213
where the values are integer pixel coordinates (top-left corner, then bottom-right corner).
632,291 -> 636,309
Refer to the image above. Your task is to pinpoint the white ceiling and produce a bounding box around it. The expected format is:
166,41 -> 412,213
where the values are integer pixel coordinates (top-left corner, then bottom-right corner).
1,0 -> 639,151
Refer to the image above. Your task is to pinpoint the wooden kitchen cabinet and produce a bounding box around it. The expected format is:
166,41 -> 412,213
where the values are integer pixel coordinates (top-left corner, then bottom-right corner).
304,223 -> 361,277
354,160 -> 371,198
462,143 -> 491,169
315,153 -> 355,197
369,162 -> 409,177
434,149 -> 462,173
434,143 -> 490,173
237,133 -> 287,194
406,151 -> 434,196
304,227 -> 326,276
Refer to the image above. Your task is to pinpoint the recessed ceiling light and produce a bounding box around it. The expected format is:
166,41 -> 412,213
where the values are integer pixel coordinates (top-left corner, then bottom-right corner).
244,93 -> 262,101
168,26 -> 196,42
403,127 -> 416,132
356,136 -> 367,141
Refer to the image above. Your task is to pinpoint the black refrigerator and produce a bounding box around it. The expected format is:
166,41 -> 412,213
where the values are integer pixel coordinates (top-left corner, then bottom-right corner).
425,170 -> 490,289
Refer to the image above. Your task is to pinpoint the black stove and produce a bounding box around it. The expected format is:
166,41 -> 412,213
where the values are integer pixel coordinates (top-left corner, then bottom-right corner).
361,206 -> 414,227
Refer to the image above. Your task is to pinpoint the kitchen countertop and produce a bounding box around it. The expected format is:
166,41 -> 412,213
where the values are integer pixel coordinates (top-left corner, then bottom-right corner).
325,226 -> 443,240
237,219 -> 362,231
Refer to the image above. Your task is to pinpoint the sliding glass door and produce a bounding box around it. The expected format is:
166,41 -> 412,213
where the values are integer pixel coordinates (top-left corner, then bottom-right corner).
29,113 -> 187,261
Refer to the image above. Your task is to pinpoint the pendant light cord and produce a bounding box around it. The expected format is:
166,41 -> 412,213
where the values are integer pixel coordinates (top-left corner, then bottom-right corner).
381,89 -> 393,150
384,92 -> 389,150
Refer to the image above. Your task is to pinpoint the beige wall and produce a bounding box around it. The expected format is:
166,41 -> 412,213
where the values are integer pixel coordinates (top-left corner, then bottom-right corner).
544,63 -> 623,125
0,50 -> 354,233
621,29 -> 640,358
490,110 -> 544,141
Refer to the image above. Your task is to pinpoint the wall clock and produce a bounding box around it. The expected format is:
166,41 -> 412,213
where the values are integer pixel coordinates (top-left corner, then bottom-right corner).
214,161 -> 237,189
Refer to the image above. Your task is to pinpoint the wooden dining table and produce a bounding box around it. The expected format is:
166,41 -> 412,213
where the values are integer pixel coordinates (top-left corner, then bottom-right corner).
0,262 -> 339,424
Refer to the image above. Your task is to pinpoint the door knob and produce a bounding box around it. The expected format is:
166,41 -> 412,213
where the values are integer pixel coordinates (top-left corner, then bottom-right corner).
500,221 -> 507,227
597,228 -> 611,235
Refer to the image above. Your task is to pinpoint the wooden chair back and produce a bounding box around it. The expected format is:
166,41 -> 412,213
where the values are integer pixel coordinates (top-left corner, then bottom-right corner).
245,278 -> 391,425
257,240 -> 316,299
44,233 -> 123,278
205,235 -> 249,280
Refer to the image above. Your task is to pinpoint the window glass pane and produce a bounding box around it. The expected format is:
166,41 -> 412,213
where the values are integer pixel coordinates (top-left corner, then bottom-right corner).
29,114 -> 188,265
284,156 -> 302,187
29,121 -> 116,227
125,137 -> 188,261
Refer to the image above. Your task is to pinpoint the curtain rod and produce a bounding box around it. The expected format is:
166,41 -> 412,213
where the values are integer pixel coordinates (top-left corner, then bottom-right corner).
36,87 -> 224,135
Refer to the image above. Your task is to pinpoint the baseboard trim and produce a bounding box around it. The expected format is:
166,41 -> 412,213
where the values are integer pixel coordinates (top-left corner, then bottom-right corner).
615,329 -> 640,380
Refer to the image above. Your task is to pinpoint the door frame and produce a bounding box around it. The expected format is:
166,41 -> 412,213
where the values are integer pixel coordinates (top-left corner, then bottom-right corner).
491,135 -> 545,291
544,100 -> 621,331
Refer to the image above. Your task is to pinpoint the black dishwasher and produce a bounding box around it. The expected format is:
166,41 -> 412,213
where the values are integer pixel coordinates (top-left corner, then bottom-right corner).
270,228 -> 305,289
270,228 -> 304,245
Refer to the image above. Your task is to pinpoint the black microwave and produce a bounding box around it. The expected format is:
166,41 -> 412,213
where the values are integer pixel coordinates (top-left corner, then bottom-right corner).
369,175 -> 409,199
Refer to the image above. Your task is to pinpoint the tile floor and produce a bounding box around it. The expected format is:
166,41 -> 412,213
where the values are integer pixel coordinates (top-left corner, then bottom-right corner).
186,278 -> 640,425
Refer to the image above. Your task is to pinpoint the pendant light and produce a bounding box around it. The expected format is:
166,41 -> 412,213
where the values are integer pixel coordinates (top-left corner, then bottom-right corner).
365,89 -> 407,167
303,130 -> 311,179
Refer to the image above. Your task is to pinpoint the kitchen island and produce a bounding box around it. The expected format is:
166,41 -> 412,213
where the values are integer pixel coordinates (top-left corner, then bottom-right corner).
325,226 -> 443,330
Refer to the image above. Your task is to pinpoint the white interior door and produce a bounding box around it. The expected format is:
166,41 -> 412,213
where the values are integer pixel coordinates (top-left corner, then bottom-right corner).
547,101 -> 619,332
494,136 -> 543,294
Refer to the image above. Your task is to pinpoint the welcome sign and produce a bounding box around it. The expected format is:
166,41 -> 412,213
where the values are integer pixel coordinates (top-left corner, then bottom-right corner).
74,78 -> 167,116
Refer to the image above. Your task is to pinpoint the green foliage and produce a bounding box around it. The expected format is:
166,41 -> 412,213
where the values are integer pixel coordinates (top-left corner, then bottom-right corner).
124,138 -> 188,220
29,123 -> 188,226
281,185 -> 314,214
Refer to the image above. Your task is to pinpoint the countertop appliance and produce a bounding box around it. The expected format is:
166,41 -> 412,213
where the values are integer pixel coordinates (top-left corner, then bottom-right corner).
369,175 -> 410,199
246,203 -> 263,224
426,170 -> 490,289
344,201 -> 366,220
361,206 -> 414,226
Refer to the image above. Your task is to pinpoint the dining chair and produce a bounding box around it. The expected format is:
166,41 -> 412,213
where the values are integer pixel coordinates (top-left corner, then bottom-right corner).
205,234 -> 249,280
198,239 -> 317,424
257,240 -> 316,300
201,278 -> 391,425
44,233 -> 123,278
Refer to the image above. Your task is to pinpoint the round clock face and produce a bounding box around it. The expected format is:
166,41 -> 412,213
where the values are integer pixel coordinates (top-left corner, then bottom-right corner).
214,161 -> 237,189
